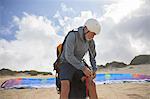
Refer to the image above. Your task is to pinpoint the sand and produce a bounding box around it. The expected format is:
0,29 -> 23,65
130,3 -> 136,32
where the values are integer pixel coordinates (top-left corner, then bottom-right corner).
0,83 -> 150,99
0,64 -> 150,99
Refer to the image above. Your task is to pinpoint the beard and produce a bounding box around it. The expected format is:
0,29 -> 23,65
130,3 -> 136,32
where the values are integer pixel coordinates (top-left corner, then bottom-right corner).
85,37 -> 93,41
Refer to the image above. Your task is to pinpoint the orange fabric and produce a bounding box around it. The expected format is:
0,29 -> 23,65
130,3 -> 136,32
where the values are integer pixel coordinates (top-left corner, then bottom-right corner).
85,77 -> 98,99
133,74 -> 140,78
57,44 -> 63,57
86,77 -> 89,96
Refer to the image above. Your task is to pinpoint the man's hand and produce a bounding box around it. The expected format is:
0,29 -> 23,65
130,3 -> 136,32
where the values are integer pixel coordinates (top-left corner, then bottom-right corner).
91,72 -> 96,79
82,67 -> 92,77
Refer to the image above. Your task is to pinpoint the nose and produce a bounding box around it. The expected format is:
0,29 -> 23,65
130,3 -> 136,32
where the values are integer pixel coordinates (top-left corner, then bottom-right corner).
91,34 -> 95,38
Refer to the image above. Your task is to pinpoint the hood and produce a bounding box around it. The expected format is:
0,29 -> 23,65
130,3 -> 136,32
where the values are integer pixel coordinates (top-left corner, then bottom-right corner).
78,26 -> 86,42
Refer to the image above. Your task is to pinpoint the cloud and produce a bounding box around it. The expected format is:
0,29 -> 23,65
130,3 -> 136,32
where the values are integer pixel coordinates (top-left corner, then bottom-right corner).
53,3 -> 100,35
0,7 -> 99,72
0,21 -> 16,36
0,0 -> 150,72
103,0 -> 144,23
54,10 -> 96,35
113,1 -> 150,55
0,26 -> 12,35
0,13 -> 62,72
0,22 -> 17,41
114,0 -> 150,40
95,0 -> 150,64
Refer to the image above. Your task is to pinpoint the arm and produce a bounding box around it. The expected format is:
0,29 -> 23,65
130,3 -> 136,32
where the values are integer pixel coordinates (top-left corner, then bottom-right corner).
64,32 -> 86,70
88,40 -> 97,72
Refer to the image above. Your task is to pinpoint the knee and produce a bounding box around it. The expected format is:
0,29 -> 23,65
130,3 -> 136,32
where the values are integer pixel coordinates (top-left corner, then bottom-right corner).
87,78 -> 96,87
61,80 -> 70,93
91,81 -> 96,88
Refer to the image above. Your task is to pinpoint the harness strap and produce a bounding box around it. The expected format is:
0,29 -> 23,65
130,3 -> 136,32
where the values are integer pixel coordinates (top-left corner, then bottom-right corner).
85,77 -> 89,97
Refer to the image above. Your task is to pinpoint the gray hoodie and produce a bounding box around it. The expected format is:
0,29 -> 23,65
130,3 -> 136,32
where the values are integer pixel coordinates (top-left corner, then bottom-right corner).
60,26 -> 97,72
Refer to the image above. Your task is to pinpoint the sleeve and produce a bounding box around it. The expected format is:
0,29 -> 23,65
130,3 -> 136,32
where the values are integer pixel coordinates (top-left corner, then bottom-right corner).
88,40 -> 97,72
64,32 -> 86,70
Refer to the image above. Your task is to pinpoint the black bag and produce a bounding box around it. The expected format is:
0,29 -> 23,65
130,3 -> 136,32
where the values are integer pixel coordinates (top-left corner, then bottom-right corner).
53,30 -> 77,93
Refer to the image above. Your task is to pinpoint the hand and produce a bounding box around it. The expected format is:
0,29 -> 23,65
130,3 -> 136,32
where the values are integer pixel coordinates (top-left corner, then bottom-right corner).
91,72 -> 96,79
82,67 -> 92,77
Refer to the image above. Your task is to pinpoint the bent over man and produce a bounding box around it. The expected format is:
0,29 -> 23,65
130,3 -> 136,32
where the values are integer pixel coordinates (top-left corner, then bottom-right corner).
59,18 -> 101,99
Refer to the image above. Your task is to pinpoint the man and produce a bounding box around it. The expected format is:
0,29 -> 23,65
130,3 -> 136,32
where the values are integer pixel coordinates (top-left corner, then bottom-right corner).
59,18 -> 101,99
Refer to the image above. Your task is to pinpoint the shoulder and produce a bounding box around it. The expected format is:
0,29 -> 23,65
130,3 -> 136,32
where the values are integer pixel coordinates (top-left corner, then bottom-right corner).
66,31 -> 76,42
68,31 -> 76,38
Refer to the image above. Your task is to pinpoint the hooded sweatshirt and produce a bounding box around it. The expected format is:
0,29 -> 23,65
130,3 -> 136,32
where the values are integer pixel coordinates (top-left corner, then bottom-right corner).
60,26 -> 97,72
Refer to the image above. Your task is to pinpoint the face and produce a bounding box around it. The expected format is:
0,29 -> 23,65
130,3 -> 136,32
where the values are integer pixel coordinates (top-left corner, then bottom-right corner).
85,31 -> 96,41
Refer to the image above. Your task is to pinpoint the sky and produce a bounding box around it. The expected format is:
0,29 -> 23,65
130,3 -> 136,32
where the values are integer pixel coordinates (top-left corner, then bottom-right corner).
0,0 -> 150,72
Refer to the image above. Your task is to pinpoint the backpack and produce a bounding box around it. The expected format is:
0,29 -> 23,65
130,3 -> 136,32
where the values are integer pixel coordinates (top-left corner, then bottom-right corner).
53,30 -> 77,94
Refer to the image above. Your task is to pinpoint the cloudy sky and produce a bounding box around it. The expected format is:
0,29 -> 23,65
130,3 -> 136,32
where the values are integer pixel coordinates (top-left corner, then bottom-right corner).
0,0 -> 150,72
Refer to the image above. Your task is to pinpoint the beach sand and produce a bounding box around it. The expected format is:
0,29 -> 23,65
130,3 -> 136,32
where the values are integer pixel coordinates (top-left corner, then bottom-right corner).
0,64 -> 150,99
1,83 -> 150,99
